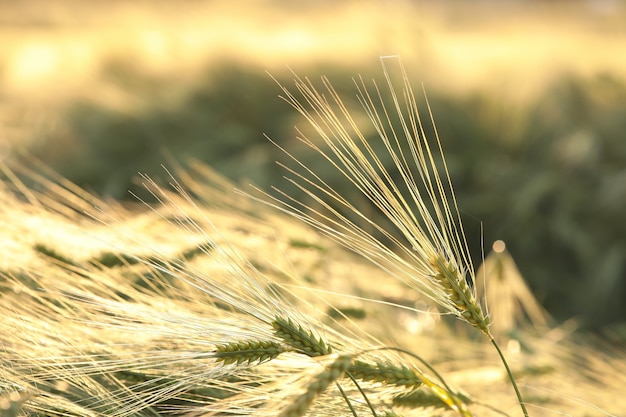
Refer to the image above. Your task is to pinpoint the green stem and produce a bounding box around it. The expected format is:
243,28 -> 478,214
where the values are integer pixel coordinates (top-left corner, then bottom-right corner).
335,382 -> 360,417
489,336 -> 529,417
345,372 -> 378,417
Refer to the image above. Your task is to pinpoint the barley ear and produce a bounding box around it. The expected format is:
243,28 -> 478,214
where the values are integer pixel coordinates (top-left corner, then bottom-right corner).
430,253 -> 530,416
430,254 -> 490,335
429,254 -> 530,415
272,316 -> 332,357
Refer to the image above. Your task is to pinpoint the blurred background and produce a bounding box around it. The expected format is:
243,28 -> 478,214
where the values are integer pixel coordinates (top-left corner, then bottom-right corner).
1,0 -> 625,333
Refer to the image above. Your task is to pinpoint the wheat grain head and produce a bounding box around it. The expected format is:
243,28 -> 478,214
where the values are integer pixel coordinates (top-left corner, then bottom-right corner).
252,56 -> 491,336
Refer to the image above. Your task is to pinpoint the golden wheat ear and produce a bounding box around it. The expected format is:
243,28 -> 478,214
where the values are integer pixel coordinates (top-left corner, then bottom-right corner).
253,56 -> 489,334
254,56 -> 529,416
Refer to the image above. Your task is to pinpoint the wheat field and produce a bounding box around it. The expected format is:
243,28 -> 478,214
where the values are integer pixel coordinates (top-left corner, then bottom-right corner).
2,56 -> 625,416
2,1 -> 626,416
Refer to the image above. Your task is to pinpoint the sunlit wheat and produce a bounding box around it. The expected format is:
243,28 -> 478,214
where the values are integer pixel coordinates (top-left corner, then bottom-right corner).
1,58 -> 624,417
256,57 -> 489,333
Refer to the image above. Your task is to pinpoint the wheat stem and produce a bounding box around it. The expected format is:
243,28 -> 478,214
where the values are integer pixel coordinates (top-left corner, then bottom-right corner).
344,371 -> 378,417
334,381 -> 360,417
490,336 -> 529,417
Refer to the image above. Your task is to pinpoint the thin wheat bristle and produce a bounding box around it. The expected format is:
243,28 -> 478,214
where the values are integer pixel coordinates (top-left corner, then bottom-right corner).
347,360 -> 423,390
213,340 -> 291,365
278,354 -> 352,417
272,316 -> 332,357
429,254 -> 490,334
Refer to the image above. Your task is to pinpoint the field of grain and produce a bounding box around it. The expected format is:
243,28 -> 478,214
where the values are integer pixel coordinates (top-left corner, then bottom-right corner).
1,1 -> 625,416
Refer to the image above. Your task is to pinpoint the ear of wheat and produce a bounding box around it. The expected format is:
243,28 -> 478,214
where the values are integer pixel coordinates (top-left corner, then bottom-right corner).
256,57 -> 490,334
252,56 -> 527,416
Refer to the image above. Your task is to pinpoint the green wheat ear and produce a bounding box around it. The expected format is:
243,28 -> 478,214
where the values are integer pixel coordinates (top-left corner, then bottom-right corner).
213,340 -> 291,365
429,254 -> 490,334
347,360 -> 423,390
272,316 -> 332,357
